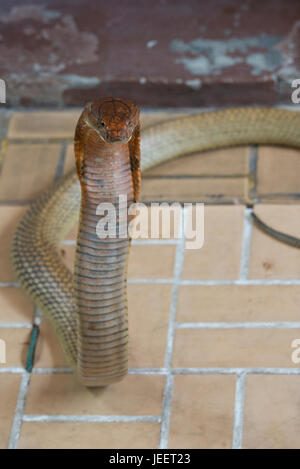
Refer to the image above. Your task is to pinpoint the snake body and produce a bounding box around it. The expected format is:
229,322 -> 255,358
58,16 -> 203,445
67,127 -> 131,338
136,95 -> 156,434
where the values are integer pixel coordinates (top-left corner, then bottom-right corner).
12,104 -> 300,386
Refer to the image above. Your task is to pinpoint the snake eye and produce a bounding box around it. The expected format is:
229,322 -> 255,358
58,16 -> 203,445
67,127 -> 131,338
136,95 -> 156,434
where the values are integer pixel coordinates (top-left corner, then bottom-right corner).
100,120 -> 105,127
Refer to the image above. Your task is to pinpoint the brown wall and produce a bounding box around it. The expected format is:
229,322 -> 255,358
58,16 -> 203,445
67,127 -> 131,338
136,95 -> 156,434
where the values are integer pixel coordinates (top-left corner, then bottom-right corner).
0,0 -> 300,107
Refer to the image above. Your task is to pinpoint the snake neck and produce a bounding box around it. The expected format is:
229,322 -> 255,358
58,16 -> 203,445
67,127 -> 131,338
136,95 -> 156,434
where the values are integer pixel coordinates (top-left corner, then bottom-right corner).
81,129 -> 133,199
74,129 -> 135,386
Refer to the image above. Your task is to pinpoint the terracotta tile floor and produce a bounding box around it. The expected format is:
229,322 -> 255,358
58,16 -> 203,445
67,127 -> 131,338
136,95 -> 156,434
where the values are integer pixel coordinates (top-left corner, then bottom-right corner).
1,108 -> 300,449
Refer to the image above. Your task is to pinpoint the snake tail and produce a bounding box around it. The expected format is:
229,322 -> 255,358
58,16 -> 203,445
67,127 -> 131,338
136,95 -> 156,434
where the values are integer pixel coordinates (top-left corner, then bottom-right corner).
252,212 -> 300,248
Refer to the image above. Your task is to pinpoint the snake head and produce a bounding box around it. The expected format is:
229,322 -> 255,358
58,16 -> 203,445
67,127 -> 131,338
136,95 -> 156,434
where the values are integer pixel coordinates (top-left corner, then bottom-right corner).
86,97 -> 139,143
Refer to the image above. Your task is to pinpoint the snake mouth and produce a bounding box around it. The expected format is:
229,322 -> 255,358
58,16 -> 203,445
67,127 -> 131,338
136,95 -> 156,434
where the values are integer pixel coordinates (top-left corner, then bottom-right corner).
106,136 -> 130,144
102,131 -> 133,144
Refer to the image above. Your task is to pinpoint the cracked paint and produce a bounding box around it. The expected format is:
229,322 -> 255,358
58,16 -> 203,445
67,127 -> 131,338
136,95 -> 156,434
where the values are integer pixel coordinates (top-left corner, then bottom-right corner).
7,72 -> 100,106
0,4 -> 99,105
170,35 -> 282,76
0,0 -> 299,107
146,40 -> 157,48
276,21 -> 300,89
185,79 -> 202,90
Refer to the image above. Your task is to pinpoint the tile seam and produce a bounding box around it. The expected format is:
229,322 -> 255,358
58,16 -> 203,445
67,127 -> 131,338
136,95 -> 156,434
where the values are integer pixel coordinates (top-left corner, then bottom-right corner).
159,207 -> 186,449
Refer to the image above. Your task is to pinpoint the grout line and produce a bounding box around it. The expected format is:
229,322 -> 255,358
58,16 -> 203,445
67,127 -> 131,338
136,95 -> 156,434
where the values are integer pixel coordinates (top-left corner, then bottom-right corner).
3,366 -> 300,375
243,368 -> 300,374
180,279 -> 300,286
173,368 -> 241,375
0,367 -> 25,373
158,374 -> 174,449
128,278 -> 174,285
163,210 -> 186,370
128,368 -> 168,375
0,323 -> 32,328
142,174 -> 247,180
232,371 -> 247,449
31,367 -> 168,375
8,371 -> 31,449
239,207 -> 253,280
172,368 -> 300,375
159,207 -> 186,449
32,368 -> 73,374
22,415 -> 161,423
176,321 -> 300,329
232,204 -> 252,449
254,192 -> 300,200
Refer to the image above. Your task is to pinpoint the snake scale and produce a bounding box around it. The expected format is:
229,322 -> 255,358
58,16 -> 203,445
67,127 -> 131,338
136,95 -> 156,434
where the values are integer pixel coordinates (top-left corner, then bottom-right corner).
12,100 -> 300,386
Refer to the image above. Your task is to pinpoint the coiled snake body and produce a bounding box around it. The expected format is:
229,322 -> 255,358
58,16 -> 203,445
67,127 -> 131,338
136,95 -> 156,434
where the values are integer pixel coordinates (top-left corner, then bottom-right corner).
12,101 -> 300,386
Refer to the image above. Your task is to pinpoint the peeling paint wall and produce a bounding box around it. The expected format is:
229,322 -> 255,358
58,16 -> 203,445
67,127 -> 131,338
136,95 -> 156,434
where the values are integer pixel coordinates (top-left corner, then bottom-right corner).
170,35 -> 283,77
0,0 -> 299,107
0,4 -> 100,105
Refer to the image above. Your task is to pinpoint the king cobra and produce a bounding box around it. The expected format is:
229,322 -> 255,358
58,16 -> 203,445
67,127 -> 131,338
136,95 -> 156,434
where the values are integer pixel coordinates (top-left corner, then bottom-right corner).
12,99 -> 300,386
